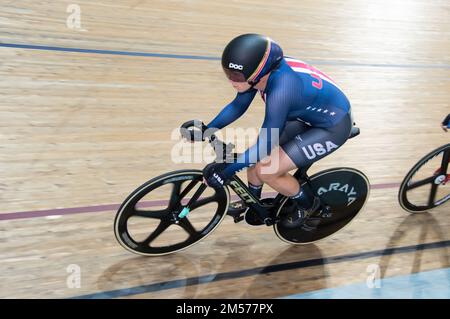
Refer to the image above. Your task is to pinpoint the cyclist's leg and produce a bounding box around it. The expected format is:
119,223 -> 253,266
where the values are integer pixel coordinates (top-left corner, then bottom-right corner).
257,113 -> 352,202
243,147 -> 301,224
246,167 -> 263,197
247,120 -> 311,192
254,147 -> 299,195
230,121 -> 310,216
256,114 -> 352,226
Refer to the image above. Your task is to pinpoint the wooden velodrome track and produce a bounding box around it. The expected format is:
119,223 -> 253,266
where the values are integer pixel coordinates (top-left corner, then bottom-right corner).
0,0 -> 449,298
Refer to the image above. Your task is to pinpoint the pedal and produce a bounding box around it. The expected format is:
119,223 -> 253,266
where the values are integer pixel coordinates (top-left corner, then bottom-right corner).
245,210 -> 270,226
233,215 -> 244,223
264,217 -> 279,226
227,206 -> 247,223
227,201 -> 248,216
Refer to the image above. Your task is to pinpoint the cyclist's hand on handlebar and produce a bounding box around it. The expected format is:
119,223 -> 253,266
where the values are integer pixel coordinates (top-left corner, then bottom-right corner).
180,119 -> 220,142
180,119 -> 209,142
203,162 -> 230,189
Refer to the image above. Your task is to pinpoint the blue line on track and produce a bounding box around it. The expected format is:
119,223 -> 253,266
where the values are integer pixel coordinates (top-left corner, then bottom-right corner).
2,42 -> 450,69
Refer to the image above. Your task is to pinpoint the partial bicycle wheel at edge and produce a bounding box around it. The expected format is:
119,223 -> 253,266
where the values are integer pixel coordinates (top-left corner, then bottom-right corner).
274,167 -> 370,244
399,143 -> 450,213
114,170 -> 229,256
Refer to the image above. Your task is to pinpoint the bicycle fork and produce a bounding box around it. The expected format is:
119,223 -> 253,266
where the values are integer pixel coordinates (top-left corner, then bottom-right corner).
177,182 -> 208,219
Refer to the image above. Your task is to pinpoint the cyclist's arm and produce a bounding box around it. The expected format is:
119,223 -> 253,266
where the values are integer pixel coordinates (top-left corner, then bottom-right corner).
223,85 -> 292,176
206,89 -> 257,130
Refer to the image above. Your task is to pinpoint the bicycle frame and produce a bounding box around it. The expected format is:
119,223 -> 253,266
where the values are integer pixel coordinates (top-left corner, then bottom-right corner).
226,163 -> 314,221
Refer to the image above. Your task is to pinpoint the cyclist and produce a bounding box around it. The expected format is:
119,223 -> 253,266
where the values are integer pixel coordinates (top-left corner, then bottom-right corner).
202,34 -> 354,226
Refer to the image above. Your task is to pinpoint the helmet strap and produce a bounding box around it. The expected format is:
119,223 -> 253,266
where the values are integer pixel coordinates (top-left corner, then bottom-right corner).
247,79 -> 260,90
247,59 -> 282,89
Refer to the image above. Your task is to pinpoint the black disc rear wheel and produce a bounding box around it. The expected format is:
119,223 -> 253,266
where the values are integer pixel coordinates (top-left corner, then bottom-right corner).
274,167 -> 370,244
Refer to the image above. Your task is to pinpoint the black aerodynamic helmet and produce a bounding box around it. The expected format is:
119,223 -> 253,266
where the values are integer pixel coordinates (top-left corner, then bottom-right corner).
221,33 -> 283,84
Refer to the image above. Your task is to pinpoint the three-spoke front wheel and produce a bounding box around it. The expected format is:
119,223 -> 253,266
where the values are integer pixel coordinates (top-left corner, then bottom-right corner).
114,170 -> 229,256
399,143 -> 450,213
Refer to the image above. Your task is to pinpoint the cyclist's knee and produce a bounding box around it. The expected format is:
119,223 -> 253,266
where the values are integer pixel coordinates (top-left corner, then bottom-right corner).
255,163 -> 282,183
247,165 -> 257,173
247,165 -> 259,180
